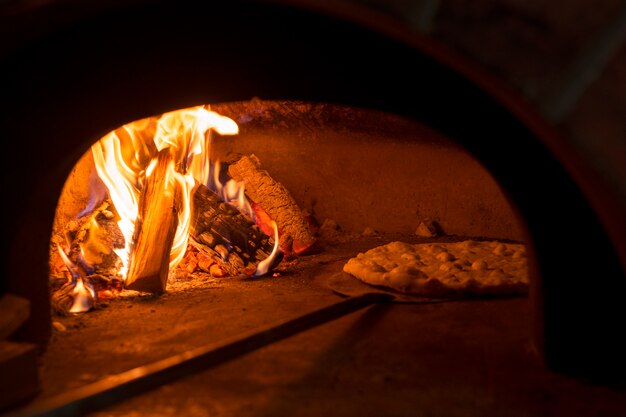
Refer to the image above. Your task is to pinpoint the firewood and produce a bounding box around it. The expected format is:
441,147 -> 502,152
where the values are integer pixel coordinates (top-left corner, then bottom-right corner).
125,149 -> 179,293
0,341 -> 39,410
227,154 -> 316,255
190,183 -> 280,276
50,282 -> 76,315
51,276 -> 101,315
0,294 -> 30,340
49,201 -> 124,280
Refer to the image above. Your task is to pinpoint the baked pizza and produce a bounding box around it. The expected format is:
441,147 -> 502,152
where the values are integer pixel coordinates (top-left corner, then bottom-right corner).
343,240 -> 529,297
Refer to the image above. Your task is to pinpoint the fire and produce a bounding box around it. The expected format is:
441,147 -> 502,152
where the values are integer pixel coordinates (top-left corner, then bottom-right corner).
57,246 -> 78,282
68,278 -> 96,314
91,106 -> 239,279
79,217 -> 111,266
255,220 -> 280,277
90,106 -> 278,285
56,245 -> 97,313
211,161 -> 254,218
91,132 -> 140,278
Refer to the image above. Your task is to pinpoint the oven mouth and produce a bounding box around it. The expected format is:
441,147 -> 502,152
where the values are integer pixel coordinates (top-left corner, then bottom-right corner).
1,1 -> 625,411
40,96 -> 536,413
48,100 -> 528,311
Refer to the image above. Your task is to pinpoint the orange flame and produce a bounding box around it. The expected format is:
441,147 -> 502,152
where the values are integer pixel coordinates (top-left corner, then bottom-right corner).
57,245 -> 77,283
91,132 -> 139,278
254,220 -> 280,276
57,245 -> 96,313
78,217 -> 110,266
212,161 -> 254,219
91,106 -> 239,281
68,278 -> 96,314
91,106 -> 280,281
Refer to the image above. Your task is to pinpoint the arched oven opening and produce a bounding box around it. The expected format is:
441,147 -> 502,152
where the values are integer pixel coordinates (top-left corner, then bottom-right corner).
1,0 -> 625,414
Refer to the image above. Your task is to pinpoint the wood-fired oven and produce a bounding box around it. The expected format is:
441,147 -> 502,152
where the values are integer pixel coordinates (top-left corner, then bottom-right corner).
1,0 -> 625,415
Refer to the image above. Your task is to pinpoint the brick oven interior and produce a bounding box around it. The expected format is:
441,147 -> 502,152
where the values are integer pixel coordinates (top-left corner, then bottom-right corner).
1,1 -> 625,416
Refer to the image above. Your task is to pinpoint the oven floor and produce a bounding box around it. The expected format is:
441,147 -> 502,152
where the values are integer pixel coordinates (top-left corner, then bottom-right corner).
30,237 -> 626,416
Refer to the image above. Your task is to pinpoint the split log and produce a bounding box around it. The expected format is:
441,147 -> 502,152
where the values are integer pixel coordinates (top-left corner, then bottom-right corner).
228,155 -> 316,255
0,294 -> 30,340
125,149 -> 179,293
190,183 -> 280,276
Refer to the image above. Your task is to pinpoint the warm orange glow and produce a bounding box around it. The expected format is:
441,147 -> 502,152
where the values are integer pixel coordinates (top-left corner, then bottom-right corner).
91,131 -> 140,278
68,278 -> 96,314
255,220 -> 280,276
57,246 -> 77,283
212,161 -> 254,219
91,106 -> 240,282
154,106 -> 238,186
79,217 -> 111,266
57,245 -> 97,313
163,158 -> 195,270
90,105 -> 282,282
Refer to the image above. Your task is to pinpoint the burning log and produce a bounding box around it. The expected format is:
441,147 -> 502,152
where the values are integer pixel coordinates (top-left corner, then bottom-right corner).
125,149 -> 179,293
50,242 -> 99,314
228,155 -> 316,255
190,183 -> 279,276
50,278 -> 97,315
49,201 -> 123,281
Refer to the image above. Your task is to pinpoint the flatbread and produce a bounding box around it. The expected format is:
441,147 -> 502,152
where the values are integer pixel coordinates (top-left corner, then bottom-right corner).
343,240 -> 529,297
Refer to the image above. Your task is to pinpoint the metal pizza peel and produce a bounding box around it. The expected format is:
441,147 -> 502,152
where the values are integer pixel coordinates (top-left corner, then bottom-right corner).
317,271 -> 452,304
16,265 -> 448,417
